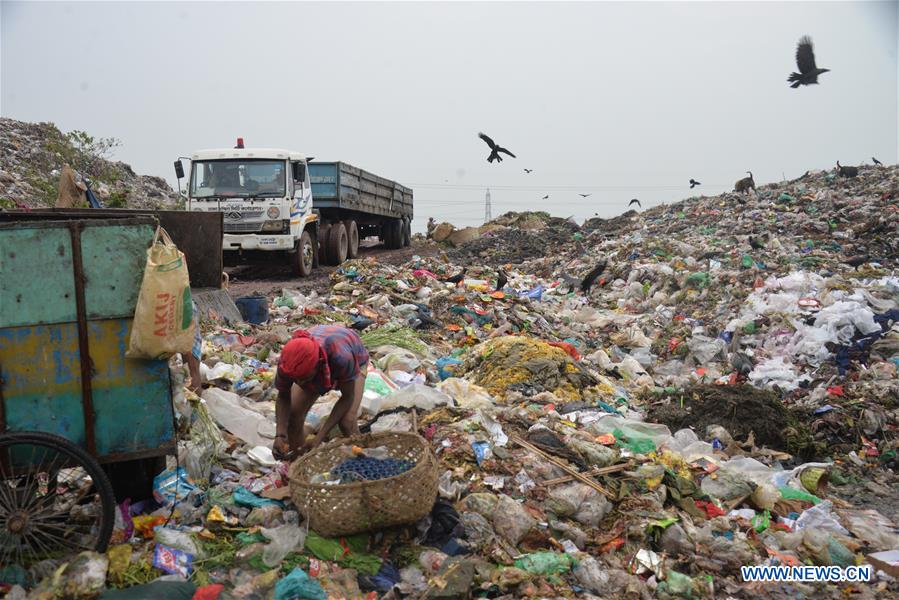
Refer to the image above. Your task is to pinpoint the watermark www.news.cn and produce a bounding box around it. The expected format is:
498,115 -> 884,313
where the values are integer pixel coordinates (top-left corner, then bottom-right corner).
741,565 -> 872,583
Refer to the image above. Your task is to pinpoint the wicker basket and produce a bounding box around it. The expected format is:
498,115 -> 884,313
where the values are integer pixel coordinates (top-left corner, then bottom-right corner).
288,431 -> 439,537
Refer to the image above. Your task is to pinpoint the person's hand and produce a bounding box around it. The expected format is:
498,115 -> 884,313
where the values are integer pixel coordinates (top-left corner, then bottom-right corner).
297,437 -> 319,457
272,435 -> 293,461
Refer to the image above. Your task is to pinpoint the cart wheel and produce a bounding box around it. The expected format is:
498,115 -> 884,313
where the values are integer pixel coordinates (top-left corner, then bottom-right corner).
0,431 -> 115,568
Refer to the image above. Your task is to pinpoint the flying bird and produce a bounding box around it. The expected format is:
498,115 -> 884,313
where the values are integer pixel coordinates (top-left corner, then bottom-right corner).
689,179 -> 701,189
524,168 -> 533,173
442,268 -> 467,284
496,268 -> 508,291
788,36 -> 830,88
579,193 -> 592,198
628,198 -> 641,207
542,194 -> 550,200
580,261 -> 608,293
836,161 -> 858,178
872,157 -> 882,166
478,132 -> 516,163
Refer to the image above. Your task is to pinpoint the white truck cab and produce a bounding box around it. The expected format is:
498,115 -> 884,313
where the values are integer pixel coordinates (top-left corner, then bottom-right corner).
185,139 -> 317,275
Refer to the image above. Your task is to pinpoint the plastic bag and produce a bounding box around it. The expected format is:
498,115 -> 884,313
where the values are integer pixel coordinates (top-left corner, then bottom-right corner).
514,552 -> 575,575
567,437 -> 617,467
438,378 -> 494,409
127,227 -> 194,359
153,467 -> 198,506
274,568 -> 325,600
574,556 -> 611,594
491,495 -> 535,545
154,528 -> 202,557
379,383 -> 453,411
203,388 -> 274,448
438,470 -> 467,501
794,501 -> 850,536
261,523 -> 307,567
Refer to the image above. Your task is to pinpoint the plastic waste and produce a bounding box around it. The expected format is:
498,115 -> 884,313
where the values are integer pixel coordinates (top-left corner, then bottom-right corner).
437,470 -> 467,500
379,383 -> 453,411
491,495 -> 536,545
419,550 -> 448,574
794,500 -> 850,536
153,467 -> 198,506
436,357 -> 464,380
261,523 -> 307,567
514,551 -> 575,575
203,388 -> 275,448
573,556 -> 611,594
437,378 -> 494,409
476,410 -> 508,446
154,528 -> 203,558
274,568 -> 326,600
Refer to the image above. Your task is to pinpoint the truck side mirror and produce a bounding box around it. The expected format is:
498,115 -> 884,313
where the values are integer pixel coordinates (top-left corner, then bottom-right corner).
293,162 -> 306,183
174,160 -> 185,179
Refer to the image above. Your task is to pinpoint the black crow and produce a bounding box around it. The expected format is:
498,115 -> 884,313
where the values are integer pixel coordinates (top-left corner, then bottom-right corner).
442,268 -> 467,284
628,198 -> 641,207
524,168 -> 533,173
579,193 -> 592,198
749,236 -> 765,250
478,132 -> 516,163
542,194 -> 550,200
836,161 -> 858,177
689,179 -> 701,189
580,261 -> 608,293
788,36 -> 829,88
843,255 -> 869,269
872,157 -> 882,166
496,269 -> 508,291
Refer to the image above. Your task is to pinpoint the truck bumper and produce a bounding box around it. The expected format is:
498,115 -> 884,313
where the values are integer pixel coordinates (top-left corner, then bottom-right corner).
223,234 -> 294,251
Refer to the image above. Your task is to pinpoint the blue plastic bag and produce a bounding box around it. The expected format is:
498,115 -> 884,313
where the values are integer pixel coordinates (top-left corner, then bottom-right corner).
153,467 -> 197,506
436,357 -> 464,380
233,486 -> 284,509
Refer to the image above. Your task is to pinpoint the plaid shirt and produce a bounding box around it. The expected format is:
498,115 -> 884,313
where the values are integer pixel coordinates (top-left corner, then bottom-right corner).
275,325 -> 369,396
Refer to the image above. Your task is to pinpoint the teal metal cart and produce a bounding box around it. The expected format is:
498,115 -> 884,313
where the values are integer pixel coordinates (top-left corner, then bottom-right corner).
0,214 -> 176,569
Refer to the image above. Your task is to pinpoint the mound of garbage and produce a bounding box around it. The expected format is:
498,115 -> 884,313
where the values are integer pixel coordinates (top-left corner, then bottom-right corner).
0,117 -> 179,209
6,164 -> 899,599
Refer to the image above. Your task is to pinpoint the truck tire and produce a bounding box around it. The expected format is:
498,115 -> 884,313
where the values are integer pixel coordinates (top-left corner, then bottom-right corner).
384,219 -> 402,250
328,222 -> 349,264
344,220 -> 360,259
402,219 -> 412,247
290,230 -> 315,277
319,224 -> 332,265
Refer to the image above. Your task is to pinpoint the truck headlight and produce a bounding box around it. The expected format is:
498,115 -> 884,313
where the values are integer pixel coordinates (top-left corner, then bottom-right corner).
266,207 -> 280,219
261,220 -> 288,233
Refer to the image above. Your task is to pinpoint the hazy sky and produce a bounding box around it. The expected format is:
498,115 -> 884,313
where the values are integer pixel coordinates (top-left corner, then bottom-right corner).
2,1 -> 897,231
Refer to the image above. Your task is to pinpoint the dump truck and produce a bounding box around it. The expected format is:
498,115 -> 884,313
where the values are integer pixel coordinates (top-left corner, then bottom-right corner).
177,139 -> 413,276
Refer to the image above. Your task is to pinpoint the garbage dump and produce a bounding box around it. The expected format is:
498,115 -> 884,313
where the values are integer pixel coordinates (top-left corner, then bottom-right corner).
4,165 -> 899,598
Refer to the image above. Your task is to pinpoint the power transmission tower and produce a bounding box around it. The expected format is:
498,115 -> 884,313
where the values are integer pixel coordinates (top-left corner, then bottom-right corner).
484,188 -> 492,223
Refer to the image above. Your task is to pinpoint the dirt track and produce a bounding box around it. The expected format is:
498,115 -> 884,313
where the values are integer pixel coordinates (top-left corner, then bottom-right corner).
225,239 -> 437,298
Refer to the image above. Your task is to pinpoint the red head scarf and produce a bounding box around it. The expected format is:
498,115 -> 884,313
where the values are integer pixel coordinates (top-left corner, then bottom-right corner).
280,330 -> 327,382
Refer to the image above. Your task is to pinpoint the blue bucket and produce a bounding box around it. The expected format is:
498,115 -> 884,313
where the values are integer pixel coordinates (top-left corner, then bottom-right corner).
235,296 -> 269,324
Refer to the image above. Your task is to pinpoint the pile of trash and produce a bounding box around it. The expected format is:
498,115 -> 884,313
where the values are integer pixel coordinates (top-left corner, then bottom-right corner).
6,164 -> 899,599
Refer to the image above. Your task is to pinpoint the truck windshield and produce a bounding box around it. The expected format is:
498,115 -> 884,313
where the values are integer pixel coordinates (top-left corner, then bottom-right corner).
190,160 -> 286,199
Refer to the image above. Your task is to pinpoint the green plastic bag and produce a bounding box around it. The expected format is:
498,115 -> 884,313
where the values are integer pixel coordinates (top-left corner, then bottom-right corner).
778,486 -> 821,505
613,428 -> 656,454
274,568 -> 325,600
514,552 -> 576,575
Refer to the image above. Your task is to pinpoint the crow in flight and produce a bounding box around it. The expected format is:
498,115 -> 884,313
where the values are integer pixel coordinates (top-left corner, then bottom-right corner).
628,198 -> 641,207
872,157 -> 882,166
689,179 -> 701,189
788,36 -> 829,88
478,132 -> 516,163
524,168 -> 533,173
579,193 -> 591,198
542,195 -> 549,200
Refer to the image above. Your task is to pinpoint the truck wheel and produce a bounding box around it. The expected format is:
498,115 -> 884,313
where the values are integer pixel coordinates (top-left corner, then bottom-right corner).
385,219 -> 402,250
290,230 -> 315,277
328,222 -> 349,264
402,219 -> 412,247
344,220 -> 360,259
319,224 -> 332,265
